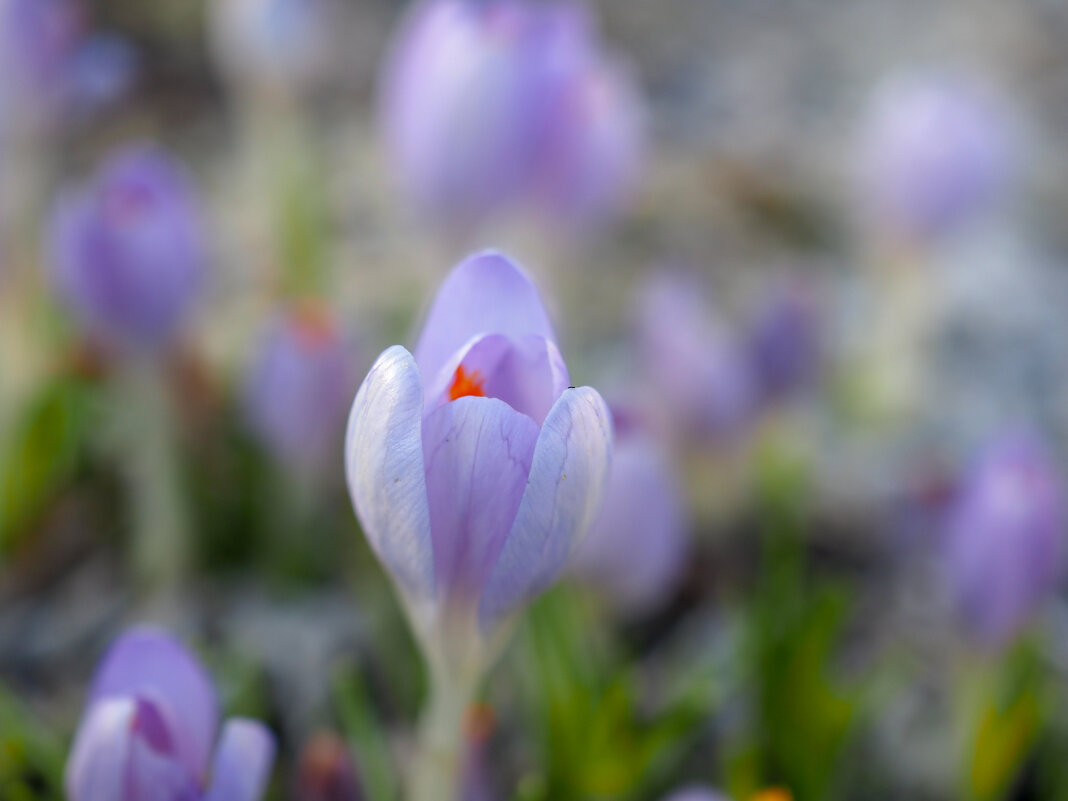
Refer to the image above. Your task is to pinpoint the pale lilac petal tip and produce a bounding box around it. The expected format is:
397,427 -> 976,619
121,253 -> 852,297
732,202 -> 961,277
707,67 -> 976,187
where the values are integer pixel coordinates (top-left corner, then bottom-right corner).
478,386 -> 613,631
203,719 -> 276,801
345,345 -> 435,600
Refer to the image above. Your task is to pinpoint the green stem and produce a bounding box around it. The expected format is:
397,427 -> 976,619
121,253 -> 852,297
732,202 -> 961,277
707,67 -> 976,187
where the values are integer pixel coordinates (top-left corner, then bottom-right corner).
408,661 -> 476,801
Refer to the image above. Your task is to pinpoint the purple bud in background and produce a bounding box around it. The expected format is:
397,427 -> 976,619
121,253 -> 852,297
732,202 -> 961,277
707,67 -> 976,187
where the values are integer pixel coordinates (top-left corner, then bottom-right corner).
379,0 -> 644,232
297,731 -> 364,801
246,301 -> 355,473
47,145 -> 207,353
746,278 -> 821,404
210,0 -> 338,96
345,251 -> 612,649
860,74 -> 1013,241
942,432 -> 1066,649
660,788 -> 732,801
65,627 -> 275,801
572,405 -> 690,614
67,33 -> 138,117
0,0 -> 83,123
636,272 -> 757,444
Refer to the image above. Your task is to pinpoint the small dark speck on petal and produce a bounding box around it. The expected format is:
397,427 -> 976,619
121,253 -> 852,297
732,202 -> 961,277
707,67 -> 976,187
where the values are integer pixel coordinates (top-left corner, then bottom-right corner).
562,474 -> 567,479
567,386 -> 575,389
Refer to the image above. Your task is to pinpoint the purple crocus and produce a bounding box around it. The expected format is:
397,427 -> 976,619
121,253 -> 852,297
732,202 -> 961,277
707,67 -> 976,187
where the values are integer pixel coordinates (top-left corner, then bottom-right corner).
47,145 -> 206,352
860,74 -> 1013,241
345,251 -> 612,660
0,0 -> 83,124
745,278 -> 821,405
66,627 -> 275,801
379,0 -> 644,233
636,272 -> 757,444
572,406 -> 690,614
660,788 -> 731,801
942,432 -> 1066,649
246,301 -> 355,473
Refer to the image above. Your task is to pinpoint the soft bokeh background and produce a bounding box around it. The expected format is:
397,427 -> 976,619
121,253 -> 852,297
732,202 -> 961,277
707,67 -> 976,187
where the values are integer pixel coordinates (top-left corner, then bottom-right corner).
4,1 -> 1068,800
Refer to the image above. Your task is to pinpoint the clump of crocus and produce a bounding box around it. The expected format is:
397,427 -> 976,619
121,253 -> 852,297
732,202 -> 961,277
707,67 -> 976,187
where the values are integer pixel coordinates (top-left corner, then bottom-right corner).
572,404 -> 690,614
297,731 -> 363,801
66,627 -> 275,801
859,74 -> 1013,242
48,144 -> 206,353
345,250 -> 611,799
379,0 -> 644,234
636,272 -> 756,445
745,278 -> 821,406
941,432 -> 1066,649
245,300 -> 355,474
209,0 -> 339,100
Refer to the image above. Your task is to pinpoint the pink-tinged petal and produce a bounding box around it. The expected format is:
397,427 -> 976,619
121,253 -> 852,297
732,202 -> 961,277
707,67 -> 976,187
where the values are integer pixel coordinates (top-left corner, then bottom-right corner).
426,332 -> 569,425
89,628 -> 218,782
422,396 -> 540,604
203,719 -> 276,801
65,697 -> 198,801
478,386 -> 612,631
413,251 -> 557,388
345,345 -> 435,599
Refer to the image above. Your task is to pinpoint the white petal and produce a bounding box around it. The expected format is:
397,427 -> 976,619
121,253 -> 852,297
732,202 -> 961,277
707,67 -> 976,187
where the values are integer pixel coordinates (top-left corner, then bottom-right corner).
345,346 -> 435,599
478,386 -> 613,630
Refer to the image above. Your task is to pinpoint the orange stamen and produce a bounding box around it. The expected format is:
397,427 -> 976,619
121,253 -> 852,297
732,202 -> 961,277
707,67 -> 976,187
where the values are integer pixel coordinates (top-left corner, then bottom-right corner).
449,365 -> 486,400
751,790 -> 793,801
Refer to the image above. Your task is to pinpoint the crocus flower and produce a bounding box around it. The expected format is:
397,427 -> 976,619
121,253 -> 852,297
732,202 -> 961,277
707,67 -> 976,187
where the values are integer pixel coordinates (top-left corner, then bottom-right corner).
860,74 -> 1012,241
47,145 -> 206,352
636,272 -> 756,444
345,251 -> 612,672
66,627 -> 275,801
942,432 -> 1066,648
745,278 -> 821,405
245,301 -> 355,473
209,0 -> 338,98
660,788 -> 731,801
572,405 -> 690,614
379,0 -> 644,233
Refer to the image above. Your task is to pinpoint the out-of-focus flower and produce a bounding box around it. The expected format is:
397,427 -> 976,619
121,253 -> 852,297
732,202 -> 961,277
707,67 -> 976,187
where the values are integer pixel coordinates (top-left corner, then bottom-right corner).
297,731 -> 363,801
245,301 -> 355,473
636,273 -> 756,444
0,0 -> 83,125
379,0 -> 644,233
572,405 -> 690,614
209,0 -> 339,98
745,278 -> 821,405
47,145 -> 206,353
942,432 -> 1066,648
67,33 -> 138,117
345,251 -> 612,669
660,788 -> 731,801
860,74 -> 1013,241
66,627 -> 275,801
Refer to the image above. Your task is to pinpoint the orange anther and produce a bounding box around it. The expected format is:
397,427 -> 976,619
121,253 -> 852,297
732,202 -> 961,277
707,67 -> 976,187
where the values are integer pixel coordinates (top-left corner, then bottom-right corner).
449,365 -> 487,400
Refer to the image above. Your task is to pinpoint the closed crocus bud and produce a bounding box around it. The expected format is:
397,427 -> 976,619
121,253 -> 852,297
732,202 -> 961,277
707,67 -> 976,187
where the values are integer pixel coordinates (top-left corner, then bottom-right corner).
297,731 -> 363,801
942,433 -> 1066,648
572,405 -> 690,614
661,788 -> 731,801
345,251 -> 612,674
209,0 -> 338,98
636,273 -> 757,444
47,145 -> 206,353
379,0 -> 642,233
246,301 -> 355,473
66,627 -> 275,801
860,74 -> 1012,241
746,279 -> 821,404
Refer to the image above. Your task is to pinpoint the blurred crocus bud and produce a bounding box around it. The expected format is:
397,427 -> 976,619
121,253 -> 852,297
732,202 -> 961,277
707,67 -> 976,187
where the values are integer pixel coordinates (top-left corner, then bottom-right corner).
636,273 -> 757,444
47,145 -> 207,353
379,0 -> 643,233
345,251 -> 611,670
860,74 -> 1013,241
0,0 -> 83,126
297,731 -> 363,801
245,301 -> 355,473
66,627 -> 275,801
660,788 -> 731,801
67,33 -> 138,117
209,0 -> 338,98
572,406 -> 690,614
942,432 -> 1066,648
746,279 -> 821,404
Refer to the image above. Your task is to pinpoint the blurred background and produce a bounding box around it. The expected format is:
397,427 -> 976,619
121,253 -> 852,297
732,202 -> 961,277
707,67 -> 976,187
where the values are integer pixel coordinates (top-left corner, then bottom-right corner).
3,0 -> 1068,799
